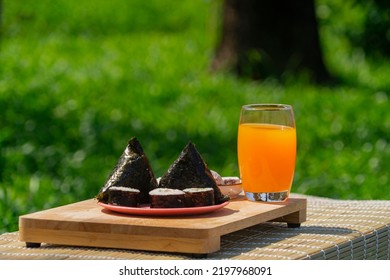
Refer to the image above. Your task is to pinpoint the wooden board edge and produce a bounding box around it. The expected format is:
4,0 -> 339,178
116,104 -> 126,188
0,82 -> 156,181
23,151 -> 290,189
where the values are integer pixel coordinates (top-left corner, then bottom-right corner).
271,198 -> 307,224
209,197 -> 307,235
18,227 -> 221,254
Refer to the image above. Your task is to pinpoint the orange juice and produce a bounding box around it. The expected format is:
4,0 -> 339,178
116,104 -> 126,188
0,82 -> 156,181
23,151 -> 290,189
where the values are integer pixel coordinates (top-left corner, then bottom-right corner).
238,123 -> 296,199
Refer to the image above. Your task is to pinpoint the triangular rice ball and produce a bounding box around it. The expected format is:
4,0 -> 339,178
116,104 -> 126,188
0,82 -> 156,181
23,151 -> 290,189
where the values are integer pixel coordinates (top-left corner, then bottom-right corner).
96,137 -> 158,204
158,142 -> 229,205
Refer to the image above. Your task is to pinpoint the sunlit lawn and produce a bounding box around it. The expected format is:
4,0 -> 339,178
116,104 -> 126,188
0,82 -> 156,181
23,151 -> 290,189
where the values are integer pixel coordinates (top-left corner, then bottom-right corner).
1,0 -> 389,233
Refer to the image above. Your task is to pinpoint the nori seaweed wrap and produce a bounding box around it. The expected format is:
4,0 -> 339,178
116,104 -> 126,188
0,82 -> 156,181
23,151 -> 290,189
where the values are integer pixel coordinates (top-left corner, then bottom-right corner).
149,188 -> 186,208
107,186 -> 140,207
183,188 -> 214,207
96,137 -> 158,204
158,142 -> 229,205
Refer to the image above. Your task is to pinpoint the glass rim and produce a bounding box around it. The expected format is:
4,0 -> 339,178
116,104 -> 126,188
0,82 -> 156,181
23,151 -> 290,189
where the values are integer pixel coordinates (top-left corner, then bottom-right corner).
241,104 -> 293,111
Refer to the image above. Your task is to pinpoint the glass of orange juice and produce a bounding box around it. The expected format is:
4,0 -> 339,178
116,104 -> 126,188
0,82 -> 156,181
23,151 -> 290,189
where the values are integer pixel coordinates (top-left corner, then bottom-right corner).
238,104 -> 296,202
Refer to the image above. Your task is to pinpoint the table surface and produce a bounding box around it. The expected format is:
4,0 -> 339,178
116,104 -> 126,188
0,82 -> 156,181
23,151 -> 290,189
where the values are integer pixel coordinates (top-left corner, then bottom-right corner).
1,194 -> 390,260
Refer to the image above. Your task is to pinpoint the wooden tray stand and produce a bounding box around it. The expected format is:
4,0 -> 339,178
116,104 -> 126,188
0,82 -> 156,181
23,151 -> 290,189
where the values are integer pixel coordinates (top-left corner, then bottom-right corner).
19,197 -> 307,256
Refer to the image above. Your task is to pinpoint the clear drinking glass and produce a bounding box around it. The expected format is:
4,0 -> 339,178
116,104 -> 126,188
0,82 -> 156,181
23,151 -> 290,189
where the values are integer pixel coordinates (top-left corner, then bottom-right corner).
237,104 -> 296,202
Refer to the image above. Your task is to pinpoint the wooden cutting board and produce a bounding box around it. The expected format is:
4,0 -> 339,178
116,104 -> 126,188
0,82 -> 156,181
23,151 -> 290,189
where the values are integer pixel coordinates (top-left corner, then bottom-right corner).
19,196 -> 306,255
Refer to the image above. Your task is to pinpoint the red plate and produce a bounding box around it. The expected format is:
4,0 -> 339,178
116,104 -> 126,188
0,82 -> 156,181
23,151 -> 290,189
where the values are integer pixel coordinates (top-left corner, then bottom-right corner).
97,201 -> 229,216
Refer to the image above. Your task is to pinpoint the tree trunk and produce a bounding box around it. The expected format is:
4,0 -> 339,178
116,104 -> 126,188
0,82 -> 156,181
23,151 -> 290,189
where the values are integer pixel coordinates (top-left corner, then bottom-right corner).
211,0 -> 332,83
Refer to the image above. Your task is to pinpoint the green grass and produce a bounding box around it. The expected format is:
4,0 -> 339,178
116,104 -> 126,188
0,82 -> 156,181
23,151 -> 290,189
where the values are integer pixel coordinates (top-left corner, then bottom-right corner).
1,0 -> 390,233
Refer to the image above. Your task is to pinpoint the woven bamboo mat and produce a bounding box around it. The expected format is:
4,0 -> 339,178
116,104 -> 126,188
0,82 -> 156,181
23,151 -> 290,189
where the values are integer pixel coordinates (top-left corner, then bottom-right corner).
1,194 -> 390,260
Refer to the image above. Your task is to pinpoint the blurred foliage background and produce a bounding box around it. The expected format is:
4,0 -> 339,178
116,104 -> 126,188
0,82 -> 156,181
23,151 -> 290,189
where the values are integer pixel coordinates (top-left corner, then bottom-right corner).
1,0 -> 390,233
